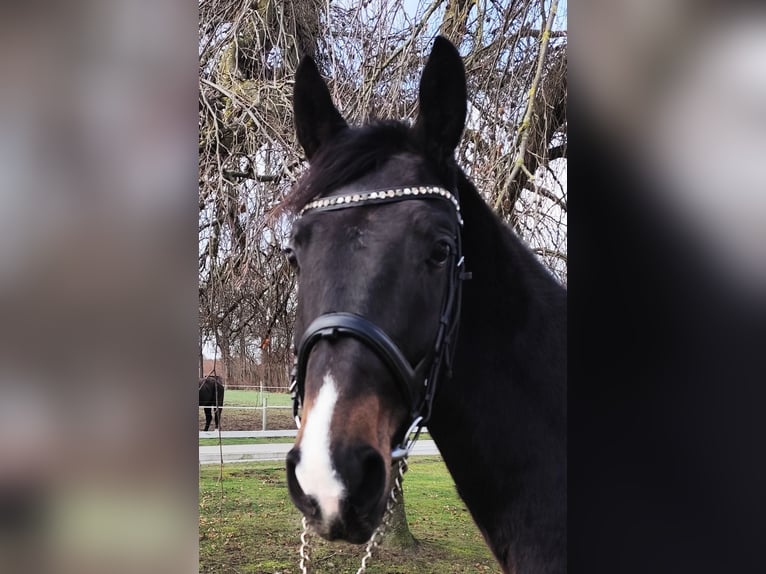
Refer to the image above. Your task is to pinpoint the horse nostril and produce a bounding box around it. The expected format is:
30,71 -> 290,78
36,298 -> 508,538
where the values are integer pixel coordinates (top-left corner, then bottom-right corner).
343,445 -> 386,516
285,449 -> 309,507
286,448 -> 330,524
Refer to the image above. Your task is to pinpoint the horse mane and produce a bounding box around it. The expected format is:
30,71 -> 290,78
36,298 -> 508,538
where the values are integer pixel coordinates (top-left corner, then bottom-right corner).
280,121 -> 421,214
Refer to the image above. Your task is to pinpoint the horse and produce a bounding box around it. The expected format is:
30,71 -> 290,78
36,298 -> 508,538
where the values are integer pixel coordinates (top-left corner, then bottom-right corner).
282,37 -> 566,574
199,375 -> 224,431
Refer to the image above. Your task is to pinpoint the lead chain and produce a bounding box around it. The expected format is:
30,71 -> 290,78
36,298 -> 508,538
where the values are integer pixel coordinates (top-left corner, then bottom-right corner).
299,516 -> 312,573
297,457 -> 409,574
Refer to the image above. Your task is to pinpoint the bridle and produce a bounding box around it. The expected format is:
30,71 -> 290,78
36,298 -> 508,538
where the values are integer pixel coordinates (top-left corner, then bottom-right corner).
288,185 -> 469,460
288,184 -> 470,574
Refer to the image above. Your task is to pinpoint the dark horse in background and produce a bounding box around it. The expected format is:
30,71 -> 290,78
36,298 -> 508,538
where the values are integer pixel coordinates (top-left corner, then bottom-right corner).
199,375 -> 224,431
283,37 -> 565,573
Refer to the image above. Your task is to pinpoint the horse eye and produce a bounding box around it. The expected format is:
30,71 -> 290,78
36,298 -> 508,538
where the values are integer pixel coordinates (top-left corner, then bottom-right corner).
429,240 -> 451,266
283,246 -> 298,268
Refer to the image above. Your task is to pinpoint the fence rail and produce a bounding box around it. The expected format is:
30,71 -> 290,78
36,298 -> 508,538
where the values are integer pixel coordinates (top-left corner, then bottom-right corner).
198,401 -> 292,431
217,386 -> 288,391
197,405 -> 291,410
199,430 -> 298,438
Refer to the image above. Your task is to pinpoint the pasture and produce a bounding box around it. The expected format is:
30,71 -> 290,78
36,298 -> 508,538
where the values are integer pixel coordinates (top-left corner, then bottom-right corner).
199,389 -> 295,432
224,390 -> 292,407
199,457 -> 500,573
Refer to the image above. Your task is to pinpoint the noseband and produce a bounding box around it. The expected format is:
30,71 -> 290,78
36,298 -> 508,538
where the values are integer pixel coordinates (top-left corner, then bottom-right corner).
289,185 -> 469,460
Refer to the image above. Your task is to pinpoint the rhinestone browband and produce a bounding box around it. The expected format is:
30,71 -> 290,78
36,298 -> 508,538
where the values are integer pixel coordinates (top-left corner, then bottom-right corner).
299,186 -> 463,225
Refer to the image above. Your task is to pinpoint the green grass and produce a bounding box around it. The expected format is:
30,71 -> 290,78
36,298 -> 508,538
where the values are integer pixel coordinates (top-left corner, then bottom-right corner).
199,457 -> 499,573
199,437 -> 294,446
222,389 -> 292,407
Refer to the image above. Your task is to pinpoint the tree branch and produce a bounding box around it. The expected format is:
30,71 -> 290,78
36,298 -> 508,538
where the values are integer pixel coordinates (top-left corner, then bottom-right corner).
494,0 -> 560,211
223,169 -> 281,182
533,247 -> 567,262
532,184 -> 567,212
519,27 -> 567,38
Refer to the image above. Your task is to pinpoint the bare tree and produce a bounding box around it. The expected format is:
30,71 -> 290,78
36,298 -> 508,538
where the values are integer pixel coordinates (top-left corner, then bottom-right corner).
199,0 -> 566,380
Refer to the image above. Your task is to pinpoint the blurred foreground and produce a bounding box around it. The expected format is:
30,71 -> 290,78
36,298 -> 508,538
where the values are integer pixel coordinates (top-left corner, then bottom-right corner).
0,1 -> 197,572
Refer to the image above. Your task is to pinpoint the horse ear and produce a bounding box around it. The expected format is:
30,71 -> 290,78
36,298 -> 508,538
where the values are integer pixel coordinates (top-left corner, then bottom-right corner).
414,36 -> 467,160
293,56 -> 348,160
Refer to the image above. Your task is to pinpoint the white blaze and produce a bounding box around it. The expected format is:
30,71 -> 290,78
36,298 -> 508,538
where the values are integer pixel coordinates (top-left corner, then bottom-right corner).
295,373 -> 345,521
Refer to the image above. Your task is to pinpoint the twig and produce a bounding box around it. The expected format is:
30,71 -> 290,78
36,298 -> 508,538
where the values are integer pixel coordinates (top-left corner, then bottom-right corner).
533,247 -> 567,262
368,0 -> 446,87
534,184 -> 567,212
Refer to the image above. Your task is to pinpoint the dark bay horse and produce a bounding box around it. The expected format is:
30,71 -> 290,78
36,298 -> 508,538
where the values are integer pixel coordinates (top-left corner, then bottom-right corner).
199,375 -> 224,431
283,37 -> 566,574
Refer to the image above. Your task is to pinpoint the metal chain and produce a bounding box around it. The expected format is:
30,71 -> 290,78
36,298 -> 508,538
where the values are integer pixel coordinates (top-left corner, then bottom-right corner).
299,516 -> 312,574
356,457 -> 408,574
297,457 -> 409,574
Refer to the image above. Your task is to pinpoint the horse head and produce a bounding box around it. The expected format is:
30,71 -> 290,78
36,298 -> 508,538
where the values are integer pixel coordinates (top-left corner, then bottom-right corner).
284,37 -> 467,543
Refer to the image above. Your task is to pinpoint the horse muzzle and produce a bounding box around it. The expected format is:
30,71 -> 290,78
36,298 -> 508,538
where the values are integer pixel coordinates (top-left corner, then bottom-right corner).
286,443 -> 387,544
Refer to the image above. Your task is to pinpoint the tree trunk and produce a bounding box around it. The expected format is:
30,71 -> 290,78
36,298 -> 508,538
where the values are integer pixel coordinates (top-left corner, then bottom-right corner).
199,328 -> 204,379
239,327 -> 248,387
217,328 -> 232,382
381,465 -> 418,550
439,0 -> 474,43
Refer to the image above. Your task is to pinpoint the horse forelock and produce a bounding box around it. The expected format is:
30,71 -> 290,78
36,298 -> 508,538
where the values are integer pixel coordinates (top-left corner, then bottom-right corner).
280,121 -> 429,214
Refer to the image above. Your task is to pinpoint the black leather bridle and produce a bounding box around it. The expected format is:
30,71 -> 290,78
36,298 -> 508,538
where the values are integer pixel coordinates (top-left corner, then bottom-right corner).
288,185 -> 469,460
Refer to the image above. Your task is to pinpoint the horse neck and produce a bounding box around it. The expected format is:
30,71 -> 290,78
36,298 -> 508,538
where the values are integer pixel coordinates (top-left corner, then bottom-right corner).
428,175 -> 567,573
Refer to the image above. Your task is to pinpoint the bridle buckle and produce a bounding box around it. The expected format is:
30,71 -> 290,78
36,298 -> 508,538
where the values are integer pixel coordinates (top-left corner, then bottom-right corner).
391,416 -> 424,461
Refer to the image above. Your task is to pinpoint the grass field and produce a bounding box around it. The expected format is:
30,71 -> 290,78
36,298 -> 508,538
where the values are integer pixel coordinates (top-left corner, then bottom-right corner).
222,390 -> 293,407
199,436 -> 294,446
199,391 -> 433,443
199,390 -> 295,432
199,457 -> 500,573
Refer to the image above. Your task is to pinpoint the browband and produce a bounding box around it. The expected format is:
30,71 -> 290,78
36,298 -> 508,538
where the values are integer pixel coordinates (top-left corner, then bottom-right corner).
300,185 -> 463,226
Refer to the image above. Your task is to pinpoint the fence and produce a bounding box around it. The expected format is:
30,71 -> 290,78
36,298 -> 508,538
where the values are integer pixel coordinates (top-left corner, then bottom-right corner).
198,386 -> 293,431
